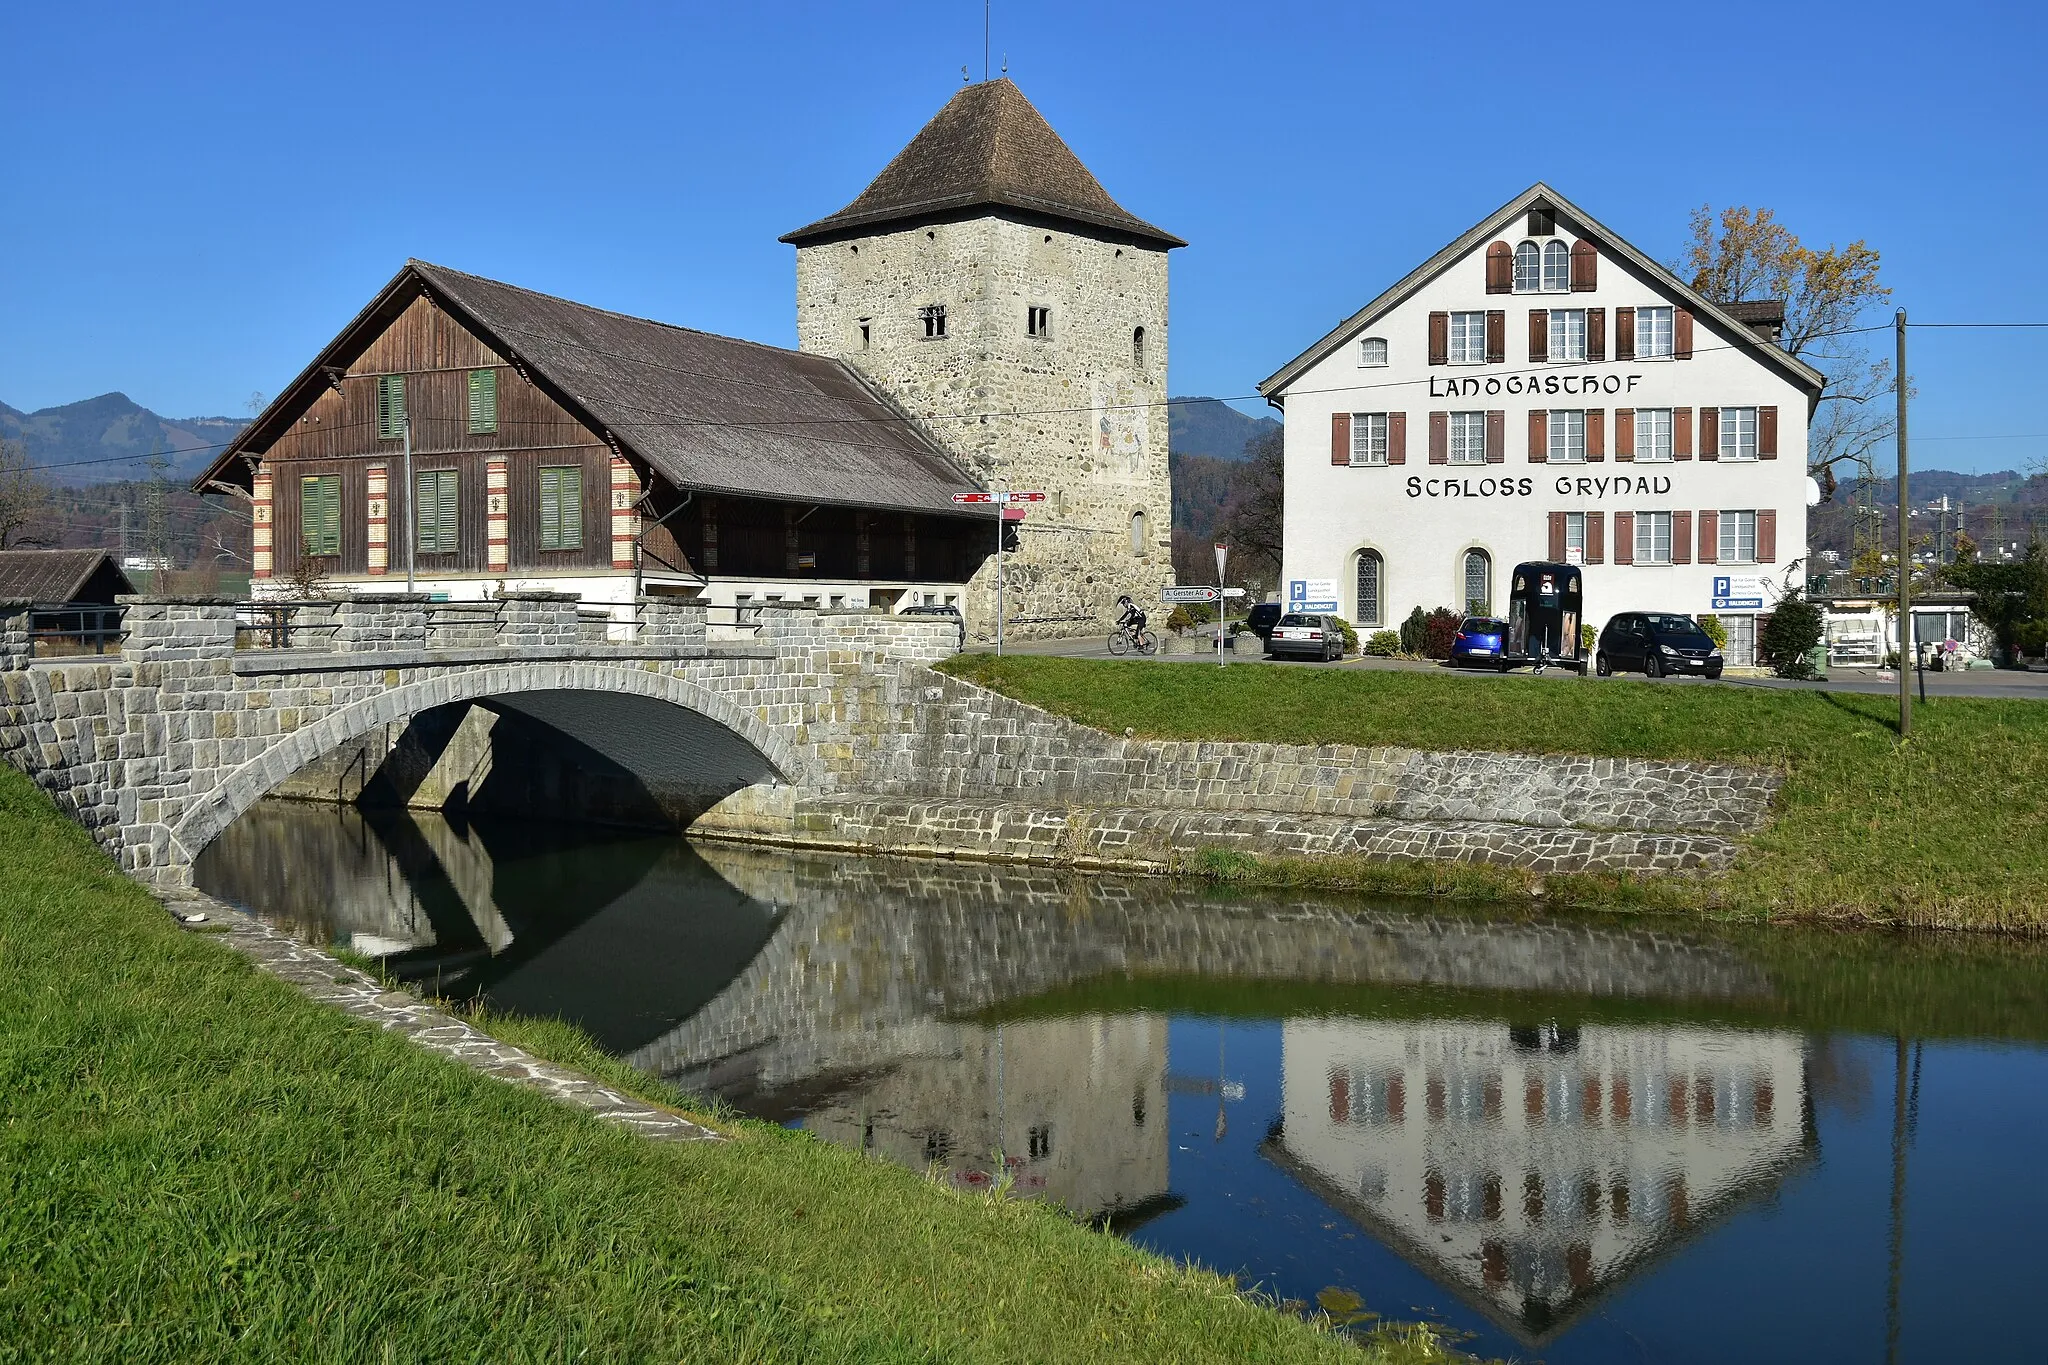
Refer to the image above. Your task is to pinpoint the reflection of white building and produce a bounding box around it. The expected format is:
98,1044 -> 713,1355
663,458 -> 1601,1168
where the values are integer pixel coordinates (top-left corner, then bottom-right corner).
799,1015 -> 1170,1221
1269,1018 -> 1814,1343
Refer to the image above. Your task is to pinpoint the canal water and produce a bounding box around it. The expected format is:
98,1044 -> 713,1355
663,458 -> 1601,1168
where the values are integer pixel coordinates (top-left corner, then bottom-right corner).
196,800 -> 2048,1365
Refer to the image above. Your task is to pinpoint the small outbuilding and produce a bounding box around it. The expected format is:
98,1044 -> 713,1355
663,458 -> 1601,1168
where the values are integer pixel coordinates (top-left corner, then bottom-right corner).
0,549 -> 136,605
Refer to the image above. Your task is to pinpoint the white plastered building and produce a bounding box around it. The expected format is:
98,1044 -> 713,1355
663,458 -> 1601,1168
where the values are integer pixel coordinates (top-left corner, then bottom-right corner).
1257,185 -> 1825,664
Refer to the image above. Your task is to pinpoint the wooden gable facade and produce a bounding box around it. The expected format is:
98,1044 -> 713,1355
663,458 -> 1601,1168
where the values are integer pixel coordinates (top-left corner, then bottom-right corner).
260,294 -> 615,583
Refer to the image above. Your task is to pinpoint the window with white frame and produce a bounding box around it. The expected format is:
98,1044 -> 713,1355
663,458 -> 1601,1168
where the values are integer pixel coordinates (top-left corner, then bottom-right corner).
1634,511 -> 1673,564
1514,241 -> 1542,292
1564,511 -> 1588,563
1449,312 -> 1487,364
1541,240 -> 1571,292
1449,411 -> 1487,465
1549,308 -> 1587,362
1719,510 -> 1758,563
1637,306 -> 1674,358
1548,409 -> 1586,463
1635,408 -> 1674,462
1720,407 -> 1759,460
1349,412 -> 1389,465
1357,337 -> 1388,367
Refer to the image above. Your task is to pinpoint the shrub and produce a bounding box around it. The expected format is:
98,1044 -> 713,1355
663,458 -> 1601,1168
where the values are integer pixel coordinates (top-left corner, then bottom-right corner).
2018,620 -> 2048,659
1164,605 -> 1195,634
1696,614 -> 1729,649
1324,615 -> 1359,654
1421,607 -> 1461,660
1365,629 -> 1401,657
1398,606 -> 1428,655
1580,622 -> 1598,652
1759,592 -> 1826,679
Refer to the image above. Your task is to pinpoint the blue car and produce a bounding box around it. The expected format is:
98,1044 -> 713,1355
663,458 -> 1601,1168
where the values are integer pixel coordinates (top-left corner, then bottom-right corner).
1449,616 -> 1509,669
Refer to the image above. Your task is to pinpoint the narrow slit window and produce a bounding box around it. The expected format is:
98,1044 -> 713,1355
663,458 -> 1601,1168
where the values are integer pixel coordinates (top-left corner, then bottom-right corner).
538,466 -> 584,550
416,469 -> 459,555
1133,326 -> 1147,367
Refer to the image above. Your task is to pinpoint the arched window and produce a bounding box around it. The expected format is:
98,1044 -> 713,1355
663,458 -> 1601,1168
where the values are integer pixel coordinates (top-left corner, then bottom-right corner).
1513,241 -> 1542,292
1541,240 -> 1571,293
1357,337 -> 1388,367
1463,548 -> 1492,615
1130,509 -> 1146,556
1132,326 -> 1147,368
1355,549 -> 1384,628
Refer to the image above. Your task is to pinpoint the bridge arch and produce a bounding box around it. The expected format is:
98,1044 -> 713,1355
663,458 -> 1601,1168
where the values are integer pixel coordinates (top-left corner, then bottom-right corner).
171,661 -> 807,866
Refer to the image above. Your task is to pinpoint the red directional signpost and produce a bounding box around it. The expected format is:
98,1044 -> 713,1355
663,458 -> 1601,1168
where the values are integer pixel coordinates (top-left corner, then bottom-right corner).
952,490 -> 1046,655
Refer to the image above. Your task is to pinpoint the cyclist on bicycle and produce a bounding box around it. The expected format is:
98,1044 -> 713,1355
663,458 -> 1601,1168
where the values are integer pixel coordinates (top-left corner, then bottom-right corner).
1116,595 -> 1148,635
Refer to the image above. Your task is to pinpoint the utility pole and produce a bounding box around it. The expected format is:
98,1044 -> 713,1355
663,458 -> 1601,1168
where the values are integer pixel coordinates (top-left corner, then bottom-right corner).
403,417 -> 417,593
1895,310 -> 1911,738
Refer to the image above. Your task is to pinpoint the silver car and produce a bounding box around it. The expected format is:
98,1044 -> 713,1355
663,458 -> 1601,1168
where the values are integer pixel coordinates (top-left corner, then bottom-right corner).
1265,612 -> 1344,662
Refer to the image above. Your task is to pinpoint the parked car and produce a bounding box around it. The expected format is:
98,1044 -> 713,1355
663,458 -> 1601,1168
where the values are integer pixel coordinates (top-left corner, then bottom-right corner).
1265,613 -> 1345,662
1595,612 -> 1723,679
1244,602 -> 1284,646
901,602 -> 965,649
1449,616 -> 1509,669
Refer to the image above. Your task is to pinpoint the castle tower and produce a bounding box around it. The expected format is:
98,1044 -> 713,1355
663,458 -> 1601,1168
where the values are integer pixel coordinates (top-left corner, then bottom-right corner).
782,79 -> 1184,640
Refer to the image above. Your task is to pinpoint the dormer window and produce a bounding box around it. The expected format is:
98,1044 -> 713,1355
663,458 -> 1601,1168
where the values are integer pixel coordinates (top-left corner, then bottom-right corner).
919,304 -> 947,339
1357,337 -> 1388,367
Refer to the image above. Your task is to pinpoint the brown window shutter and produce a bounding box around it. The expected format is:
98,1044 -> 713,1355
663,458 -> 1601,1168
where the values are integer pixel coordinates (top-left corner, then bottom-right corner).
1586,409 -> 1606,462
1331,412 -> 1351,466
1587,511 -> 1605,564
1758,509 -> 1778,562
1699,510 -> 1719,564
1486,409 -> 1505,463
1429,312 -> 1449,366
1548,512 -> 1567,561
1615,307 -> 1635,360
1529,310 -> 1548,362
1486,241 -> 1513,293
1614,512 -> 1635,564
1674,407 -> 1693,460
1571,240 -> 1598,291
1527,410 -> 1548,462
1700,407 -> 1720,461
1759,406 -> 1779,459
1388,411 -> 1407,465
1673,510 -> 1693,565
1429,411 -> 1448,464
1587,308 -> 1606,362
1614,408 -> 1634,462
1675,308 -> 1694,359
1486,311 -> 1506,364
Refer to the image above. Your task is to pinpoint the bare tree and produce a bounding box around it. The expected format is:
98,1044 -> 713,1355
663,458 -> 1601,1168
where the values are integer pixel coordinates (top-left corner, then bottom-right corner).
1682,206 -> 1894,497
1216,427 -> 1284,590
0,438 -> 56,549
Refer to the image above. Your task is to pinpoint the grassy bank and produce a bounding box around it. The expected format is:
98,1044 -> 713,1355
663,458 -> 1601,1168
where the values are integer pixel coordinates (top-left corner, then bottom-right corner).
0,767 -> 1461,1363
938,655 -> 2048,931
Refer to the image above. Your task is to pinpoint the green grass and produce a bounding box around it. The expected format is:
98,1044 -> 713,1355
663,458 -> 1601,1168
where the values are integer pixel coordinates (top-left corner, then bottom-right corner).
938,655 -> 2048,931
0,766 -> 1474,1363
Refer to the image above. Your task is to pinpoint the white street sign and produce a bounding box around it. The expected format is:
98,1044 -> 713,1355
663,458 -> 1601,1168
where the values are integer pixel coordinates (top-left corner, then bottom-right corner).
1221,587 -> 1247,598
951,490 -> 1046,504
1162,586 -> 1219,603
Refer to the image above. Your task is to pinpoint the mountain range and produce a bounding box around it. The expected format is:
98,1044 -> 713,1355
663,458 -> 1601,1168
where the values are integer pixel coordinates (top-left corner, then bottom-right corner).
2,394 -> 248,486
1165,396 -> 1278,461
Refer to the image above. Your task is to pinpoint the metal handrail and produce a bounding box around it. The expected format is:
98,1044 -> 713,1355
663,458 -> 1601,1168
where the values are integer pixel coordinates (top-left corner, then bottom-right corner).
27,602 -> 126,658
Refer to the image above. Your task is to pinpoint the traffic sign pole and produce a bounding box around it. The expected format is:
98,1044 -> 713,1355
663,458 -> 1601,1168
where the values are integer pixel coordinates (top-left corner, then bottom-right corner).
1214,543 -> 1229,667
952,490 -> 1046,656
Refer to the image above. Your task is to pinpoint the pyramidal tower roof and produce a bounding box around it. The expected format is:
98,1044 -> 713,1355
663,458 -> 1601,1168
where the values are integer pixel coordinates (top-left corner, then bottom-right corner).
781,79 -> 1185,249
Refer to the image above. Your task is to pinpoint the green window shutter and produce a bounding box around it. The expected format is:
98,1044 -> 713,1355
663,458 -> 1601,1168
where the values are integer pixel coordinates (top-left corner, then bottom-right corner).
300,477 -> 319,555
323,476 -> 341,555
301,475 -> 340,555
436,471 -> 458,553
468,369 -> 497,434
538,466 -> 583,550
417,470 -> 458,554
378,375 -> 407,439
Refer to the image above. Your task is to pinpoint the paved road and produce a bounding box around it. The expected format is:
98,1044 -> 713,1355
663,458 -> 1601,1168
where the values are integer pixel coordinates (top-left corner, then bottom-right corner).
996,634 -> 2048,700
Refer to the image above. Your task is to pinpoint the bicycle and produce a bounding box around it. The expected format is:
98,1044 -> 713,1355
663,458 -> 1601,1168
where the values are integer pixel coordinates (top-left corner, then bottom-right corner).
1107,622 -> 1159,656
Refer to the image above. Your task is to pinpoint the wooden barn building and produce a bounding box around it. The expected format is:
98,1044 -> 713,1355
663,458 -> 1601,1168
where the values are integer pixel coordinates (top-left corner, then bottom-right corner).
196,261 -> 997,617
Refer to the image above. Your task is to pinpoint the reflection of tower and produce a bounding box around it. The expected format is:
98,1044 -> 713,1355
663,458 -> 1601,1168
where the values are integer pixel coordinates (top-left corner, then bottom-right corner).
800,1015 -> 1170,1219
1268,1018 -> 1815,1345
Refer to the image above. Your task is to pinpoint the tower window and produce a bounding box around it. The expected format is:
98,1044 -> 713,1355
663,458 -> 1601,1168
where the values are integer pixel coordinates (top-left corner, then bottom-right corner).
1027,305 -> 1051,338
919,304 -> 947,339
1133,326 -> 1147,367
1130,509 -> 1146,556
857,317 -> 871,350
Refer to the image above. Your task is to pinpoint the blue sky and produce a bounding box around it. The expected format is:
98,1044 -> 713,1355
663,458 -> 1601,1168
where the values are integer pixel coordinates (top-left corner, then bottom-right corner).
5,0 -> 2043,473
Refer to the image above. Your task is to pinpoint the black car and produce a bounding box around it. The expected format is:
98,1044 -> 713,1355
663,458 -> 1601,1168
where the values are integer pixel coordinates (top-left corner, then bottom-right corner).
1596,612 -> 1724,679
1244,603 -> 1284,645
901,602 -> 965,649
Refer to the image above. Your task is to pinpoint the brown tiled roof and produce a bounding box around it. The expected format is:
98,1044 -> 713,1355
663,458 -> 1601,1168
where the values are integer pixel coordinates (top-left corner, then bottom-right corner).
199,263 -> 996,520
1720,300 -> 1787,324
781,79 -> 1184,249
0,549 -> 133,604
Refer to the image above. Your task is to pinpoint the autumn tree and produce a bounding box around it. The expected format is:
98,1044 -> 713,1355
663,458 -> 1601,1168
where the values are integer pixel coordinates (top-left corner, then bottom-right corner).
1682,206 -> 1893,497
0,438 -> 57,549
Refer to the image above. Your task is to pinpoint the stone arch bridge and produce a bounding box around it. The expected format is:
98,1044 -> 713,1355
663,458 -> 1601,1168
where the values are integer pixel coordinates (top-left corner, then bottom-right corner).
1,592 -> 1778,889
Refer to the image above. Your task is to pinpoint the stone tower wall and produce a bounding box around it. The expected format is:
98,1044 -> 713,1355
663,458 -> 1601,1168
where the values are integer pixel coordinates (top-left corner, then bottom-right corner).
796,216 -> 1173,641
